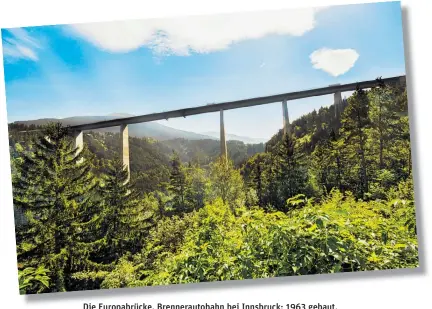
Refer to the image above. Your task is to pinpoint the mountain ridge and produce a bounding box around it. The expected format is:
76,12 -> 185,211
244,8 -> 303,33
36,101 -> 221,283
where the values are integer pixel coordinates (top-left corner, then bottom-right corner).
200,131 -> 267,144
11,115 -> 267,144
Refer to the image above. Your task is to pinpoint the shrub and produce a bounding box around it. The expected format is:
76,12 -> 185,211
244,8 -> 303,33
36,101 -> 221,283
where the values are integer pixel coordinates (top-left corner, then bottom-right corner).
137,190 -> 418,285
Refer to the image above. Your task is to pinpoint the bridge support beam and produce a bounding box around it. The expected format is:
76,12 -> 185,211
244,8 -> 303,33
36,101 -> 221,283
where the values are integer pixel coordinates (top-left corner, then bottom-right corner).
334,90 -> 342,118
220,110 -> 227,159
282,100 -> 291,136
120,124 -> 130,183
73,130 -> 83,156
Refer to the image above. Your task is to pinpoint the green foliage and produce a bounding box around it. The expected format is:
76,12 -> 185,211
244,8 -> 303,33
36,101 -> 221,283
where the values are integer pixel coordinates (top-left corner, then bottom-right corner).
207,157 -> 245,215
13,123 -> 102,293
339,87 -> 371,196
18,266 -> 51,294
164,153 -> 209,215
286,194 -> 308,210
162,138 -> 265,167
242,136 -> 313,211
100,258 -> 137,289
137,189 -> 417,285
167,152 -> 188,214
184,164 -> 208,211
85,132 -> 171,195
242,81 -> 412,204
274,136 -> 313,203
9,81 -> 418,293
97,158 -> 154,261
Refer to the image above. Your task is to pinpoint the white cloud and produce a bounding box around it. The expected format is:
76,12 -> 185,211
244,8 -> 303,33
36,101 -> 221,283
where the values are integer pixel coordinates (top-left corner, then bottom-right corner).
15,45 -> 38,61
70,8 -> 321,55
2,28 -> 41,62
310,48 -> 359,77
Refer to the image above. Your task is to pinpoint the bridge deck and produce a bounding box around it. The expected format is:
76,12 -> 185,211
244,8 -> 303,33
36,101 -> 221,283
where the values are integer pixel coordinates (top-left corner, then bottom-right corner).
66,75 -> 405,131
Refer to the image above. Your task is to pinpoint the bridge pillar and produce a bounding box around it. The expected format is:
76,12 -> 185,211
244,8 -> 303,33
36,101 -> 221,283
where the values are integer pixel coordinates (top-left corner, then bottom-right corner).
73,130 -> 83,156
120,124 -> 130,182
282,100 -> 291,136
220,110 -> 227,159
334,89 -> 342,118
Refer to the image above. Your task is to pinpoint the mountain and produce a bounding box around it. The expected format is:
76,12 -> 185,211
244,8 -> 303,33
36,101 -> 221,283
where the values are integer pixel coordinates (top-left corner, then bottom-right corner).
12,115 -> 216,141
201,131 -> 267,144
12,114 -> 266,144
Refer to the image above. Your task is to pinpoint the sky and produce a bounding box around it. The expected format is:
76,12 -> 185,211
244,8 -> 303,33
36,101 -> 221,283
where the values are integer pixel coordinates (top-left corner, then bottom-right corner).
1,1 -> 406,139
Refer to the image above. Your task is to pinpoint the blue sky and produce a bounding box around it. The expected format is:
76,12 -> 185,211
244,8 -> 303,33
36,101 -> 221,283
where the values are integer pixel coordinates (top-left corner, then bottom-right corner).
1,1 -> 406,139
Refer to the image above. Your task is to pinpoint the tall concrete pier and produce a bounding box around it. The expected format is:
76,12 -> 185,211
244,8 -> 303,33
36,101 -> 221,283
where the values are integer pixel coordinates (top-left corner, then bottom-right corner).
220,110 -> 227,159
282,100 -> 291,136
334,90 -> 342,118
120,124 -> 130,182
73,130 -> 83,156
65,75 -> 404,181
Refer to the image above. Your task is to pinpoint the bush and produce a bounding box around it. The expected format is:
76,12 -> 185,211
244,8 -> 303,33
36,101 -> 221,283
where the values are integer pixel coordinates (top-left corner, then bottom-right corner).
137,190 -> 418,285
18,266 -> 51,294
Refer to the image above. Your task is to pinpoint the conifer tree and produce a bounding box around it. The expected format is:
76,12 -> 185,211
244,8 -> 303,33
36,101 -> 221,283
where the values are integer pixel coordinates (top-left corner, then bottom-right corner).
261,151 -> 280,210
167,152 -> 188,214
13,123 -> 100,293
340,87 -> 371,197
274,135 -> 310,210
240,153 -> 267,208
97,158 -> 153,263
311,130 -> 345,195
254,163 -> 263,205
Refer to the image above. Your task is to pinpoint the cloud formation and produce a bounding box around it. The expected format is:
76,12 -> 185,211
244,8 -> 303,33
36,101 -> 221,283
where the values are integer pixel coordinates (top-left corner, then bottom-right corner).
310,48 -> 359,77
70,8 -> 321,55
2,28 -> 41,62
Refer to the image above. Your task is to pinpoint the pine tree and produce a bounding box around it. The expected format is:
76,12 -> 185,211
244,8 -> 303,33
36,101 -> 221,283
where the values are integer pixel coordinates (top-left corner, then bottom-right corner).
254,163 -> 263,205
261,151 -> 280,210
167,152 -> 188,214
97,158 -> 153,263
274,135 -> 310,210
13,123 -> 100,293
240,153 -> 268,208
311,130 -> 345,195
365,81 -> 411,198
340,87 -> 371,197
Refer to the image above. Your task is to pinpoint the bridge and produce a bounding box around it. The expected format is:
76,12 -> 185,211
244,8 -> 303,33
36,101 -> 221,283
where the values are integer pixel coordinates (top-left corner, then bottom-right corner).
69,75 -> 406,181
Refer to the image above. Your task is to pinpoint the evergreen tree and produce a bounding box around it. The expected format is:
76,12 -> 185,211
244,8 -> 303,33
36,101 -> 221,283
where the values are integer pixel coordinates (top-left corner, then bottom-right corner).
7,81 -> 415,293
340,87 -> 371,197
366,82 -> 411,198
96,159 -> 153,263
311,130 -> 345,195
13,123 -> 100,293
254,163 -> 264,205
167,152 -> 188,214
273,135 -> 311,210
261,152 -> 280,210
240,153 -> 267,207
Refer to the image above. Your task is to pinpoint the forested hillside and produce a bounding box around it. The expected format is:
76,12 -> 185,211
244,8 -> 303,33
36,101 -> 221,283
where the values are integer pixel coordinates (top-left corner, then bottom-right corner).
12,115 -> 219,141
9,128 -> 265,195
243,82 -> 411,209
9,80 -> 418,294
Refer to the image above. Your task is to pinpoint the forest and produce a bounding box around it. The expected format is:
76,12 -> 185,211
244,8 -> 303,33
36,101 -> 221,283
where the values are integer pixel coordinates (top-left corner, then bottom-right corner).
9,80 -> 418,294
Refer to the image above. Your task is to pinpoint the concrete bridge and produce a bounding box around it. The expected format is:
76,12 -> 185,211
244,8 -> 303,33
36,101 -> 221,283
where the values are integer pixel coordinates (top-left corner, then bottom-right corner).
69,75 -> 406,181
